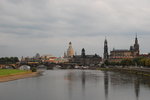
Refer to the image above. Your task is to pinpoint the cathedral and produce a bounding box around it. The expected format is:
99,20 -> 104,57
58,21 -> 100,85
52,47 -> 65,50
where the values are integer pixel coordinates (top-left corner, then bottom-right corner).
104,35 -> 140,62
70,48 -> 102,66
64,42 -> 74,58
64,42 -> 102,66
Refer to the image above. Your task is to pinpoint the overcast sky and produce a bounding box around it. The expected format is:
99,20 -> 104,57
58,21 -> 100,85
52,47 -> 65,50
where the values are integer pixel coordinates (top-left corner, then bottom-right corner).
0,0 -> 150,57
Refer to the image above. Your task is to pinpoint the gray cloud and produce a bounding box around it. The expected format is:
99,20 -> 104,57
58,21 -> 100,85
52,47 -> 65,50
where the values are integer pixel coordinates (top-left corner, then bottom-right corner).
0,0 -> 150,57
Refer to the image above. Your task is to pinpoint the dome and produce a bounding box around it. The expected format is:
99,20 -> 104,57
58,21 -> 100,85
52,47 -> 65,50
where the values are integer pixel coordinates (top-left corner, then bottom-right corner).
67,42 -> 74,57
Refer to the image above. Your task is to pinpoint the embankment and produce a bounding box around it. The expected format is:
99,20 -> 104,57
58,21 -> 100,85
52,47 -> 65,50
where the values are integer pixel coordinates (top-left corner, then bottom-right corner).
0,71 -> 41,82
99,67 -> 150,77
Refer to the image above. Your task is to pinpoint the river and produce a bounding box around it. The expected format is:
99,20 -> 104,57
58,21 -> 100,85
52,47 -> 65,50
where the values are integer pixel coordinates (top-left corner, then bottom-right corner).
0,70 -> 150,100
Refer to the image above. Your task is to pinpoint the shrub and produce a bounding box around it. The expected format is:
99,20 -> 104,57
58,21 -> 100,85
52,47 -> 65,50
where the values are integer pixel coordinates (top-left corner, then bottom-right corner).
31,67 -> 37,72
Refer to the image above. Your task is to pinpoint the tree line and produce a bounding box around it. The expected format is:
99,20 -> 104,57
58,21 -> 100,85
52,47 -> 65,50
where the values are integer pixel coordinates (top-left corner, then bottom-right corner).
104,57 -> 150,67
0,57 -> 19,64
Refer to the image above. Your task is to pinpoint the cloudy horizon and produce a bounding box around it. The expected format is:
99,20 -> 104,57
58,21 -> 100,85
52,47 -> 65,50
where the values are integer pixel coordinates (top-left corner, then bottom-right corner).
0,0 -> 150,58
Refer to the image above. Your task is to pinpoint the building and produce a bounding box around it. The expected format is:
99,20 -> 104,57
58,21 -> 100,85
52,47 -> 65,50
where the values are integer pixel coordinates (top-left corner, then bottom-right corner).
109,49 -> 134,62
67,42 -> 74,58
109,35 -> 140,62
20,54 -> 59,64
35,53 -> 40,59
103,38 -> 109,60
64,42 -> 75,58
70,48 -> 102,66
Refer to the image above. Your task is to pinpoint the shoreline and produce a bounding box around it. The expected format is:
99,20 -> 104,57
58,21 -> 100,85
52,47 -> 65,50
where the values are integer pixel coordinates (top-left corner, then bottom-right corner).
0,71 -> 42,83
98,67 -> 150,77
1,68 -> 150,83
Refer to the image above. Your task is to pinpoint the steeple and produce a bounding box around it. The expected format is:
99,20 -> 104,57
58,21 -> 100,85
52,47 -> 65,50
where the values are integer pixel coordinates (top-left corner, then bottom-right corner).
135,34 -> 138,44
134,34 -> 139,56
104,37 -> 109,59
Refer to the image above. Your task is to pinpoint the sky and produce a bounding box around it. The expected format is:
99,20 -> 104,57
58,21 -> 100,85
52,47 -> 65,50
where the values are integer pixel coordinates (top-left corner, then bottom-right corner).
0,0 -> 150,58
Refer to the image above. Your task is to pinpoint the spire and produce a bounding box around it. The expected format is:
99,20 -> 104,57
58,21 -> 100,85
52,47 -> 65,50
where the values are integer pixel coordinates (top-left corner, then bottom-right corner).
135,33 -> 138,44
104,38 -> 109,59
104,36 -> 107,43
134,34 -> 139,47
134,34 -> 140,56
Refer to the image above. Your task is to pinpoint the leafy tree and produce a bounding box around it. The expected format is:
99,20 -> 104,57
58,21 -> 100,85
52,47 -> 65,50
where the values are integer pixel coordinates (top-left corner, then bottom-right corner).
120,59 -> 133,66
0,57 -> 19,64
104,60 -> 109,66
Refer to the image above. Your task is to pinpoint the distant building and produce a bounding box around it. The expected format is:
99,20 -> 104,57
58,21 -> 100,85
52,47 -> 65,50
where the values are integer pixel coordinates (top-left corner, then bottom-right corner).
41,54 -> 58,63
64,52 -> 67,58
70,48 -> 102,66
35,53 -> 40,59
103,38 -> 109,60
66,42 -> 74,58
109,49 -> 134,62
21,56 -> 41,64
41,54 -> 54,60
55,57 -> 69,63
109,35 -> 140,62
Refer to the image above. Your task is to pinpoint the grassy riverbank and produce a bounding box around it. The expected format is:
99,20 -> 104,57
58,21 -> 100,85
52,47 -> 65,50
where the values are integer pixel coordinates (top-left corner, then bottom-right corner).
0,69 -> 41,82
0,69 -> 28,76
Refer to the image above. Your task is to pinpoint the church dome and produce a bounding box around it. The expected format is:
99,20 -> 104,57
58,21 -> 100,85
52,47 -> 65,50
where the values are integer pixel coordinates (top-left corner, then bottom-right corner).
67,42 -> 74,57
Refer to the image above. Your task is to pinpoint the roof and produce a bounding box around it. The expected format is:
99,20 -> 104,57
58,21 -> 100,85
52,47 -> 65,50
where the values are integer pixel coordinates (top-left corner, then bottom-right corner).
111,49 -> 130,52
73,55 -> 101,58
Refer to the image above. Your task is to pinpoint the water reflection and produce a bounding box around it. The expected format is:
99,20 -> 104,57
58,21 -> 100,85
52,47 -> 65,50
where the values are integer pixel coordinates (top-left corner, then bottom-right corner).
67,71 -> 73,100
104,71 -> 109,100
65,70 -> 102,100
1,70 -> 150,100
134,78 -> 140,100
65,70 -> 150,100
109,71 -> 150,100
65,71 -> 87,100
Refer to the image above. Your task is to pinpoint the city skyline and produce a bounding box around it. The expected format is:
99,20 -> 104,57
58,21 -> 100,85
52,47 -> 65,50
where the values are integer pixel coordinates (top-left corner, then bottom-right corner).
0,0 -> 150,57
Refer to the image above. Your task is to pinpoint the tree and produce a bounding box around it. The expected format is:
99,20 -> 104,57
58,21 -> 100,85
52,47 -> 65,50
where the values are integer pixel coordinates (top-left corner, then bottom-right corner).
0,57 -> 19,64
120,59 -> 133,66
145,58 -> 150,67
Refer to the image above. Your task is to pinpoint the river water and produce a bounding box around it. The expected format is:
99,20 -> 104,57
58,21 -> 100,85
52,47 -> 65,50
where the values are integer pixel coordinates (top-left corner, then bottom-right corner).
0,70 -> 150,100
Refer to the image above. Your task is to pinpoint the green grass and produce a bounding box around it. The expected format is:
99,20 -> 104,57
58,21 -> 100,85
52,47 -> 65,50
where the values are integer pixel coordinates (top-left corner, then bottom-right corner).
0,69 -> 28,76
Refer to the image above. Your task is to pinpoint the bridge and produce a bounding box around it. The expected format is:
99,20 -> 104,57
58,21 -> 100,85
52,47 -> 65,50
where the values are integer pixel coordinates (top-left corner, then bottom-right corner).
18,62 -> 77,69
1,62 -> 95,70
0,64 -> 18,69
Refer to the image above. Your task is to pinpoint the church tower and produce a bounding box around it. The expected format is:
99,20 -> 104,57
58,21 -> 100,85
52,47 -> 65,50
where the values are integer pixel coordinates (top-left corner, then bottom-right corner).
133,35 -> 139,56
81,48 -> 85,57
64,52 -> 67,58
104,38 -> 109,60
67,42 -> 74,58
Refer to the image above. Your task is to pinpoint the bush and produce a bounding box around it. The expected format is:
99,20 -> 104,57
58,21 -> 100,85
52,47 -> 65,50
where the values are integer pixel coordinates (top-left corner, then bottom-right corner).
31,67 -> 37,72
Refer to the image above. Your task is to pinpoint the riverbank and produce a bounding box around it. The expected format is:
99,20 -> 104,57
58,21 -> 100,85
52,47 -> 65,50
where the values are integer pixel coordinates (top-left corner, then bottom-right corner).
0,70 -> 41,82
98,67 -> 150,77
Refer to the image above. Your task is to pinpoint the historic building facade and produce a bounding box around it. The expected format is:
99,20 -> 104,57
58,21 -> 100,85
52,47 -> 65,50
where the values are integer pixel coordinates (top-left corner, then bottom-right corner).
108,35 -> 140,62
70,48 -> 102,66
64,42 -> 74,58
